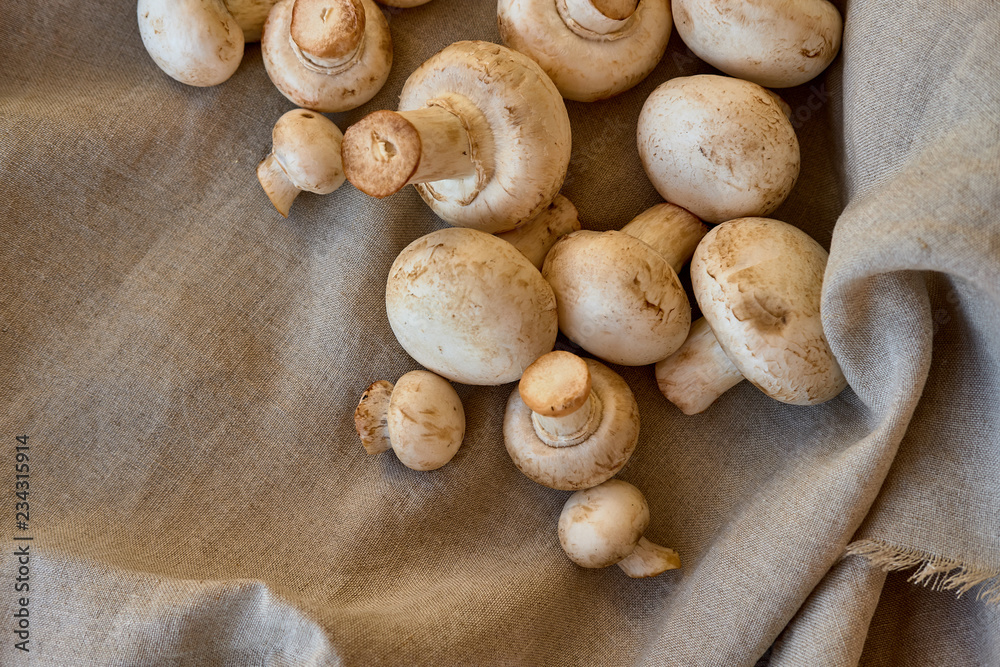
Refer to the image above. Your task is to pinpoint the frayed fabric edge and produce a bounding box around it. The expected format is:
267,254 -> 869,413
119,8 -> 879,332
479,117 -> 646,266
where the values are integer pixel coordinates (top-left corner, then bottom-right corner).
846,538 -> 1000,605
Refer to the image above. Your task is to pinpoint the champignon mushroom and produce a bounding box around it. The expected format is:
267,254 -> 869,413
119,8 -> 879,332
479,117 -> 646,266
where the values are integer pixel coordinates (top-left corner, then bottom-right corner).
497,0 -> 672,102
637,75 -> 800,224
355,370 -> 465,470
257,108 -> 346,217
137,0 -> 279,87
504,351 -> 640,490
496,194 -> 581,270
542,202 -> 707,366
386,227 -> 558,385
341,41 -> 572,233
656,217 -> 847,414
559,479 -> 680,577
673,0 -> 842,88
259,0 -> 391,112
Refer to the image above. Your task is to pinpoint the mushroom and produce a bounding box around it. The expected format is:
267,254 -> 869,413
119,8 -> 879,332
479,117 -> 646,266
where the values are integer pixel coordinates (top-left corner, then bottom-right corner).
673,0 -> 842,88
341,40 -> 572,233
542,202 -> 707,366
386,227 -> 558,385
355,370 -> 465,470
656,217 -> 847,414
559,479 -> 681,577
637,75 -> 800,224
137,0 -> 279,87
504,351 -> 640,490
497,0 -> 672,102
260,0 -> 392,112
496,194 -> 581,270
257,108 -> 346,217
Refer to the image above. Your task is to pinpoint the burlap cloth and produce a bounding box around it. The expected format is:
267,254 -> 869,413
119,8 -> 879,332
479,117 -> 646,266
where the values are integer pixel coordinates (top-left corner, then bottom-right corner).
1,0 -> 997,664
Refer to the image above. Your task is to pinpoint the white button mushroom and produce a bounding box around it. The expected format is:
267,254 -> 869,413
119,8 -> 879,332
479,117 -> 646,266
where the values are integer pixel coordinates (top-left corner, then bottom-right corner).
497,0 -> 672,102
260,0 -> 392,112
496,194 -> 582,270
542,202 -> 707,366
386,228 -> 558,386
257,108 -> 346,217
354,370 -> 465,471
656,217 -> 847,414
341,41 -> 572,234
637,75 -> 800,224
504,351 -> 640,490
673,0 -> 843,89
559,479 -> 680,578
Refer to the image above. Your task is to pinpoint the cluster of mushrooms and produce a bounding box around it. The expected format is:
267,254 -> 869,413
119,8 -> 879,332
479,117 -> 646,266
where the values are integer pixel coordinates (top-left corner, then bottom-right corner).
139,0 -> 845,577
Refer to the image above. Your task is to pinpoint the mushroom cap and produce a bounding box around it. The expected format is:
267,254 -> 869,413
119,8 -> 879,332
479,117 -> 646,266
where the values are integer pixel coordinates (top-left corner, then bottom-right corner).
637,75 -> 800,224
504,358 -> 640,490
398,40 -> 572,233
558,479 -> 649,567
690,217 -> 847,405
497,0 -> 672,102
673,0 -> 842,89
137,0 -> 245,87
261,0 -> 392,112
270,108 -> 346,194
386,228 -> 558,386
542,230 -> 691,366
387,370 -> 465,471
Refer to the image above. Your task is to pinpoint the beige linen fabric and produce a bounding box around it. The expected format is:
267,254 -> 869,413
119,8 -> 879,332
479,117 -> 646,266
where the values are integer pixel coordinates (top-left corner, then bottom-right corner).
1,0 -> 998,665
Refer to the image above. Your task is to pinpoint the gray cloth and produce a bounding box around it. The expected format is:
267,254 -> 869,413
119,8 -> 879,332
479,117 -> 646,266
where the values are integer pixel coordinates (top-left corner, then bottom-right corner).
1,0 -> 997,664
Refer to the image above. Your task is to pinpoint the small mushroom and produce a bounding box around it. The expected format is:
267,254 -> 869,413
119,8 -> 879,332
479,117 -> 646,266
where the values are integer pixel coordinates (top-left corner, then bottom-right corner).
355,371 -> 465,471
504,351 -> 640,490
496,194 -> 581,270
656,217 -> 847,414
386,228 -> 558,386
341,41 -> 572,233
260,0 -> 392,112
257,108 -> 346,217
542,202 -> 707,366
497,0 -> 672,102
559,479 -> 681,577
637,75 -> 800,224
137,0 -> 279,87
673,0 -> 842,88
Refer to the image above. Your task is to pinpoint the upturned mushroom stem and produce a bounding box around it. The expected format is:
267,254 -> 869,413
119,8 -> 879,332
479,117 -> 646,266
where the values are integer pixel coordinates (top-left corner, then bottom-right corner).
354,380 -> 394,454
655,318 -> 744,415
257,154 -> 302,218
532,391 -> 603,448
617,537 -> 682,578
519,351 -> 604,448
561,0 -> 637,34
289,0 -> 367,73
225,0 -> 276,41
342,106 -> 477,198
621,203 -> 708,274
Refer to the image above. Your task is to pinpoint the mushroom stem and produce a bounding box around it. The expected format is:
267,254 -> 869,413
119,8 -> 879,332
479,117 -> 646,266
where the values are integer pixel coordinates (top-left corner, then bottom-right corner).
257,154 -> 301,218
496,194 -> 581,269
617,537 -> 681,578
561,0 -> 637,35
532,391 -> 603,448
655,318 -> 744,415
342,106 -> 477,198
354,380 -> 394,454
621,203 -> 708,275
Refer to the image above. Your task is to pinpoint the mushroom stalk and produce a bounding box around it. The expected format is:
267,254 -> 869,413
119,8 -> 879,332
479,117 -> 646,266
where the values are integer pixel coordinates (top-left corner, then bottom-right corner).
617,537 -> 681,578
621,202 -> 707,274
257,155 -> 302,217
655,317 -> 744,415
532,391 -> 603,447
496,194 -> 581,270
561,0 -> 637,35
354,380 -> 394,454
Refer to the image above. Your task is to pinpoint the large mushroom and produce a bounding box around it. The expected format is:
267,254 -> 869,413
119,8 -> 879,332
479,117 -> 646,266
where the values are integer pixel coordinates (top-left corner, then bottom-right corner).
542,202 -> 707,366
656,217 -> 847,414
504,351 -> 640,490
673,0 -> 842,88
341,41 -> 572,234
137,0 -> 279,86
637,75 -> 800,224
497,0 -> 672,102
261,0 -> 393,112
559,479 -> 681,578
386,228 -> 558,386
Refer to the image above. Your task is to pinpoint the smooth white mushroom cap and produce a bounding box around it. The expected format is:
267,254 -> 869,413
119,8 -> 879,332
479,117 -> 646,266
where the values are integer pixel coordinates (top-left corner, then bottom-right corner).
637,75 -> 800,224
386,228 -> 558,386
497,0 -> 672,102
691,217 -> 847,405
272,109 -> 345,193
387,370 -> 465,471
138,0 -> 245,87
543,230 -> 691,366
673,0 -> 842,88
558,479 -> 649,568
